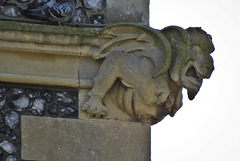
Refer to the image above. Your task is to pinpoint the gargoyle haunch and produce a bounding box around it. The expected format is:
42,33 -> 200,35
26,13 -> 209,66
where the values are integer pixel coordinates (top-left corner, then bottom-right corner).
80,24 -> 214,125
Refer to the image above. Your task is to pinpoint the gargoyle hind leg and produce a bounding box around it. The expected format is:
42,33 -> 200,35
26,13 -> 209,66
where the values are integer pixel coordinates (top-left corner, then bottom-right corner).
81,51 -> 140,118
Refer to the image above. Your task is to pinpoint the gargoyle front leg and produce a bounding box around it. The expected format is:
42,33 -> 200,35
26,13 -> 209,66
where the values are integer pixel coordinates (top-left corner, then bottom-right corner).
81,90 -> 108,118
81,50 -> 148,118
81,52 -> 123,118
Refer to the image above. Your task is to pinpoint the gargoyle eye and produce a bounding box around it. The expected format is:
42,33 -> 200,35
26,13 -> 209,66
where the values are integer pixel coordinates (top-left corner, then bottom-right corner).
192,45 -> 202,54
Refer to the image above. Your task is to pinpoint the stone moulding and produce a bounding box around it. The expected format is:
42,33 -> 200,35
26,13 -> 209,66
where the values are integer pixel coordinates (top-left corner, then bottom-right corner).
0,21 -> 102,88
0,21 -> 215,125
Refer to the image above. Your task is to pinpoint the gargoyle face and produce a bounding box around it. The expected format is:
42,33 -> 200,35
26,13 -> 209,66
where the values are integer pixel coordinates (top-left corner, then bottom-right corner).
163,27 -> 215,100
181,45 -> 214,100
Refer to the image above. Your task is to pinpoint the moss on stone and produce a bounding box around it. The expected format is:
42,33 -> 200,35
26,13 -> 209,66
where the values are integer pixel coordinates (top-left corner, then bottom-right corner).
0,20 -> 103,37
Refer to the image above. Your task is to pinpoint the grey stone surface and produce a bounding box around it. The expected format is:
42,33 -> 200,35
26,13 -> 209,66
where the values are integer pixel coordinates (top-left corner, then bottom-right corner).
21,116 -> 150,161
106,0 -> 149,24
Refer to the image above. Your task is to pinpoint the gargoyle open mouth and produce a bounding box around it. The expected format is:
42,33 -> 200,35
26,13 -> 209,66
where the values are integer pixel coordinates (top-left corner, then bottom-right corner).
186,66 -> 198,78
184,66 -> 203,100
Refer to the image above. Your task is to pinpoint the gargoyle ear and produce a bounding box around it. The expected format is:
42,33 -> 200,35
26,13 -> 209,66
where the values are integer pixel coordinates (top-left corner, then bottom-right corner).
160,26 -> 189,84
161,26 -> 188,46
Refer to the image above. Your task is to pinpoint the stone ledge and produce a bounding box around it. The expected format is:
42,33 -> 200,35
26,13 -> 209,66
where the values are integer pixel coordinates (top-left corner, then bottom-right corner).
0,21 -> 154,88
0,21 -> 100,88
0,21 -> 102,36
21,116 -> 151,161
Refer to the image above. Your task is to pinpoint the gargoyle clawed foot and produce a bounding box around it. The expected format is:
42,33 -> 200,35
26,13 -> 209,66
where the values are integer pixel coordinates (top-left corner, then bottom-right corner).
81,97 -> 108,118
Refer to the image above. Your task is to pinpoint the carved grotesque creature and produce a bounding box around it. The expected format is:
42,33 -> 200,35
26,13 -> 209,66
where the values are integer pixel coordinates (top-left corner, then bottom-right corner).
162,26 -> 214,101
81,24 -> 214,125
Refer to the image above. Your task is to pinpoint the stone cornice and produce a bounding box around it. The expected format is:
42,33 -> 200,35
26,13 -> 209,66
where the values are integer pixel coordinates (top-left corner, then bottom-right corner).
0,21 -> 103,88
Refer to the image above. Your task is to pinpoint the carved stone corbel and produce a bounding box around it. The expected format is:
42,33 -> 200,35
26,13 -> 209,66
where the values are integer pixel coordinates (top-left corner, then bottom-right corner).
79,24 -> 215,125
0,22 -> 214,125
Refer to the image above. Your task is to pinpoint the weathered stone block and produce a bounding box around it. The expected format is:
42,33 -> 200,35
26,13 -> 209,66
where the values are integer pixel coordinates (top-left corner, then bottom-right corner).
0,50 -> 79,87
21,116 -> 150,161
106,0 -> 149,24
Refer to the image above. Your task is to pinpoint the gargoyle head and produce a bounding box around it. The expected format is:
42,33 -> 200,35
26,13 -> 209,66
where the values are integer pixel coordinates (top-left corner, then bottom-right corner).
161,26 -> 215,100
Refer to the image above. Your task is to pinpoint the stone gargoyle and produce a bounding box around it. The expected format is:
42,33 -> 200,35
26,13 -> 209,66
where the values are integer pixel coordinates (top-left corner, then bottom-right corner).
80,24 -> 215,125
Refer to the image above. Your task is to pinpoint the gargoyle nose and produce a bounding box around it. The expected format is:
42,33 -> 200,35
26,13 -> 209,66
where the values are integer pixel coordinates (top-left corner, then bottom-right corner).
204,56 -> 214,78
